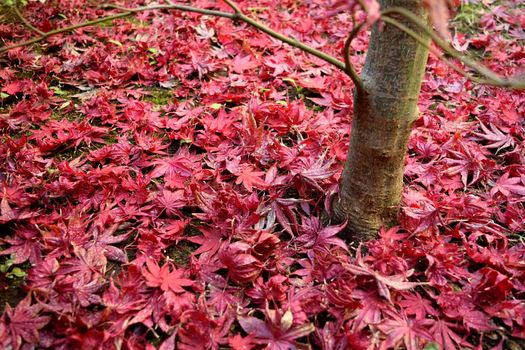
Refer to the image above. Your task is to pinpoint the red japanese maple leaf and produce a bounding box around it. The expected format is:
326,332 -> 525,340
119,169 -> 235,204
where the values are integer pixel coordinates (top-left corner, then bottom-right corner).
235,166 -> 268,192
296,215 -> 348,253
155,189 -> 186,216
377,310 -> 433,350
228,333 -> 256,350
429,318 -> 471,350
142,259 -> 193,293
474,121 -> 515,151
185,226 -> 223,257
149,150 -> 197,178
398,292 -> 438,319
238,307 -> 315,349
343,247 -> 424,302
490,172 -> 525,197
3,296 -> 50,350
231,54 -> 258,74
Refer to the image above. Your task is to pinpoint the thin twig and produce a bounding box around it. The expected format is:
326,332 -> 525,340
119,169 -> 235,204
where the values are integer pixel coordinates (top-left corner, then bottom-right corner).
2,2 -> 347,75
381,7 -> 525,89
230,8 -> 347,71
223,0 -> 242,14
381,17 -> 479,83
100,3 -> 235,19
0,11 -> 133,53
112,2 -> 347,72
12,3 -> 45,36
343,22 -> 365,91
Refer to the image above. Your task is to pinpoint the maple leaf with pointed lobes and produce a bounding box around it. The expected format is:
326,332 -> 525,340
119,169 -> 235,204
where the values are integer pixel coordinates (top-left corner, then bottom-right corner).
231,54 -> 258,74
155,189 -> 186,216
377,310 -> 433,350
296,215 -> 348,254
142,259 -> 193,293
149,149 -> 198,178
87,223 -> 131,263
490,172 -> 525,197
398,292 -> 438,319
474,121 -> 515,151
229,333 -> 256,350
343,247 -> 423,302
186,226 -> 223,257
429,318 -> 471,350
238,307 -> 315,349
235,166 -> 268,192
3,296 -> 50,350
446,140 -> 492,188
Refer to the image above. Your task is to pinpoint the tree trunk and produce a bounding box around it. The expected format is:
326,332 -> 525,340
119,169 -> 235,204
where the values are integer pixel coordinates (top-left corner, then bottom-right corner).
333,0 -> 430,241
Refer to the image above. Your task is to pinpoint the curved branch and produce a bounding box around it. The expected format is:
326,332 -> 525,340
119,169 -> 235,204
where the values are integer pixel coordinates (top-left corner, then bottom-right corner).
100,3 -> 235,19
12,3 -> 45,36
381,17 -> 481,84
108,2 -> 347,71
2,2 -> 348,76
223,0 -> 242,15
381,7 -> 525,89
0,11 -> 133,53
343,22 -> 365,91
230,7 -> 347,71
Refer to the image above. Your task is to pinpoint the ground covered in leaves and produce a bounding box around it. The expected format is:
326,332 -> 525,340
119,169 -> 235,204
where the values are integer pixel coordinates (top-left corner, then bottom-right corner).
0,0 -> 524,349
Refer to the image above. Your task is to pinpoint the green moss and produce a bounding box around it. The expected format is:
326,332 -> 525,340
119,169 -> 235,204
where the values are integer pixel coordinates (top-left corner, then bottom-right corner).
165,240 -> 198,267
141,87 -> 176,106
53,146 -> 87,161
0,255 -> 28,312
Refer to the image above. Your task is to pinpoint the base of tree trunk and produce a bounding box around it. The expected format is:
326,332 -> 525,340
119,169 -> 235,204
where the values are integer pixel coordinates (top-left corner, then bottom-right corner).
333,92 -> 418,242
332,0 -> 430,242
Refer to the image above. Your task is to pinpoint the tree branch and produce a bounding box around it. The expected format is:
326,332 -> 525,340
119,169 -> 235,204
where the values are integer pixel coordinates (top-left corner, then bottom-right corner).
215,3 -> 347,72
100,3 -> 235,19
0,11 -> 133,53
381,7 -> 525,90
1,2 -> 349,77
12,3 -> 45,36
343,22 -> 365,92
223,0 -> 242,15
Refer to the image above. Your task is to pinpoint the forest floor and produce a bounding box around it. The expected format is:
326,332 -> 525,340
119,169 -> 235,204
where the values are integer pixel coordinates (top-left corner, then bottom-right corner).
0,1 -> 524,349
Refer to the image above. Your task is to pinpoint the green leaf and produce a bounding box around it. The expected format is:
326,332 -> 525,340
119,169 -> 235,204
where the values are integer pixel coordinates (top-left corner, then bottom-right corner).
109,39 -> 123,48
0,258 -> 13,273
10,267 -> 26,278
210,103 -> 222,110
51,86 -> 68,96
0,92 -> 9,99
423,342 -> 440,350
282,77 -> 297,87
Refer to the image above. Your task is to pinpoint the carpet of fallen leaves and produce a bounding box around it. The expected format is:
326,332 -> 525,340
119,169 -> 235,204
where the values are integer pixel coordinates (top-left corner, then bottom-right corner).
0,0 -> 524,349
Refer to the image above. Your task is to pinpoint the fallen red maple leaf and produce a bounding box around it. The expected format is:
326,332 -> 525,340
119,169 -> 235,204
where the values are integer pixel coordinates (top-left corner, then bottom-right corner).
235,166 -> 268,192
142,259 -> 193,293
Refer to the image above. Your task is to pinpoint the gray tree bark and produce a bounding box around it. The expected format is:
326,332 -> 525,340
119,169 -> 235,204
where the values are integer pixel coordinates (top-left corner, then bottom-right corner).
333,0 -> 431,241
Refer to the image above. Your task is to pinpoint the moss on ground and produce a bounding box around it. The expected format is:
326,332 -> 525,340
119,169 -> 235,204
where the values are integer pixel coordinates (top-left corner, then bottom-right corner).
141,87 -> 176,105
